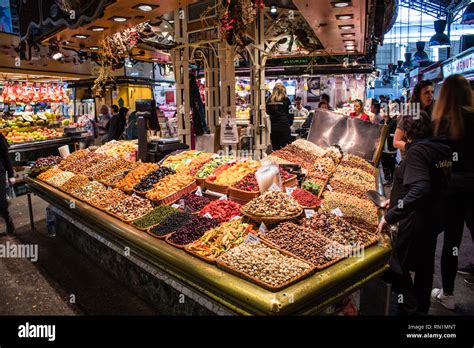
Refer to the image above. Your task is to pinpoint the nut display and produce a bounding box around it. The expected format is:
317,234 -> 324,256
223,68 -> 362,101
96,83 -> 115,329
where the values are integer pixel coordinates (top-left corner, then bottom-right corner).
107,194 -> 154,221
95,140 -> 136,159
232,168 -> 293,192
179,193 -> 211,213
81,157 -> 117,178
264,155 -> 296,166
284,144 -> 320,166
149,212 -> 195,237
195,156 -> 233,179
311,157 -> 337,176
59,174 -> 90,193
167,216 -> 219,246
291,139 -> 326,157
145,173 -> 195,202
332,165 -> 375,187
291,188 -> 321,207
92,158 -> 134,181
328,179 -> 371,200
71,181 -> 107,201
88,188 -> 128,210
321,191 -> 378,226
263,222 -> 346,267
60,152 -> 97,173
133,167 -> 176,193
132,205 -> 177,229
340,154 -> 376,176
302,213 -> 376,246
218,241 -> 312,288
186,219 -> 255,260
269,149 -> 313,170
29,156 -> 63,177
46,171 -> 75,187
301,180 -> 322,196
323,146 -> 343,164
37,167 -> 63,181
73,153 -> 109,174
198,199 -> 241,222
58,149 -> 90,170
116,163 -> 159,192
242,192 -> 302,218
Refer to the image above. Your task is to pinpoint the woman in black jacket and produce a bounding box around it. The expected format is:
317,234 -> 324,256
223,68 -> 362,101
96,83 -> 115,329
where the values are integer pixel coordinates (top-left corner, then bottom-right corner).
266,83 -> 293,151
0,133 -> 15,234
431,74 -> 474,310
378,111 -> 452,315
108,106 -> 128,141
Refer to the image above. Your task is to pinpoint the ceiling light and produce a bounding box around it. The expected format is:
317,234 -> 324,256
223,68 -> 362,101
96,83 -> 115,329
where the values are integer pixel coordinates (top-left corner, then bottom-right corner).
73,34 -> 89,39
89,47 -> 99,50
428,20 -> 451,48
336,14 -> 354,20
270,5 -> 277,14
49,44 -> 64,60
169,20 -> 175,24
331,1 -> 351,8
343,39 -> 355,43
339,24 -> 354,30
341,33 -> 355,37
164,25 -> 168,28
134,4 -> 159,12
346,45 -> 355,50
89,26 -> 106,32
152,58 -> 159,61
110,16 -> 129,22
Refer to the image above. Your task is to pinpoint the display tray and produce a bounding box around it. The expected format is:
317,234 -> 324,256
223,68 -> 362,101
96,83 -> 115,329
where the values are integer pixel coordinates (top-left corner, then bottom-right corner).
106,209 -> 151,224
145,227 -> 173,240
281,175 -> 298,189
147,181 -> 198,205
26,177 -> 392,315
227,186 -> 260,203
203,180 -> 229,195
240,207 -> 303,225
195,177 -> 207,187
216,240 -> 315,292
164,233 -> 190,249
184,244 -> 220,264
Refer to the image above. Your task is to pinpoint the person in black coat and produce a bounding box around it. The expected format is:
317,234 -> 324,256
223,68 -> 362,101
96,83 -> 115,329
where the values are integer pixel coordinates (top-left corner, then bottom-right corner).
0,133 -> 15,234
378,111 -> 452,315
266,83 -> 293,151
108,106 -> 127,141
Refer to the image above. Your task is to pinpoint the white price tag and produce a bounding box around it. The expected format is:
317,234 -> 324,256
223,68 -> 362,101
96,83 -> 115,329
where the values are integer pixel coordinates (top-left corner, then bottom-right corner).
195,187 -> 203,196
245,233 -> 260,243
259,222 -> 268,234
219,195 -> 228,200
331,208 -> 344,217
304,209 -> 315,218
171,203 -> 181,209
327,184 -> 333,192
268,183 -> 281,192
203,212 -> 213,219
231,215 -> 242,221
285,187 -> 295,195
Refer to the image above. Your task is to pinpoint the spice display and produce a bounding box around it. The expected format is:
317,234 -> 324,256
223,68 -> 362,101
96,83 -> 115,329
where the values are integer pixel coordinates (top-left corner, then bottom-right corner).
116,162 -> 159,192
71,181 -> 107,201
37,167 -> 63,181
132,205 -> 177,229
263,222 -> 346,267
167,216 -> 219,246
133,167 -> 176,193
212,160 -> 260,186
195,156 -> 233,179
180,193 -> 211,212
292,139 -> 326,157
59,174 -> 90,193
302,213 -> 377,246
145,173 -> 195,202
29,156 -> 63,177
321,191 -> 378,226
218,241 -> 312,288
291,188 -> 321,207
58,149 -> 90,170
88,188 -> 128,210
186,219 -> 255,260
301,180 -> 321,196
149,212 -> 195,237
198,199 -> 241,222
340,154 -> 376,176
242,192 -> 302,218
46,171 -> 75,187
108,195 -> 154,221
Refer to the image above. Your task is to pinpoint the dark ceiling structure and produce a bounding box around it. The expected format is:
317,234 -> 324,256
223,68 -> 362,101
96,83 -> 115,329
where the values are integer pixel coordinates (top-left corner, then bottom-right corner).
399,0 -> 472,20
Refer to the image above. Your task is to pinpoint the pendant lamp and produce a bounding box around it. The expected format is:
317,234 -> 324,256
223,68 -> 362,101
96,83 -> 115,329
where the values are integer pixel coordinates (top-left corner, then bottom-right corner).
461,2 -> 474,25
413,41 -> 429,64
428,20 -> 451,48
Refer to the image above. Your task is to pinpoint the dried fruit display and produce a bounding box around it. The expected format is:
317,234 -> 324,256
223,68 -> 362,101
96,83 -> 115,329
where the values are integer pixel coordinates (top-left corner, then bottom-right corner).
242,192 -> 302,218
134,167 -> 176,193
116,163 -> 159,192
291,139 -> 326,157
71,181 -> 107,201
179,193 -> 211,213
195,156 -> 233,179
302,213 -> 377,246
88,188 -> 128,210
107,195 -> 154,221
149,212 -> 195,237
321,191 -> 378,226
302,181 -> 322,196
37,167 -> 63,181
29,156 -> 63,177
46,171 -> 75,187
186,219 -> 255,260
212,160 -> 260,186
340,154 -> 376,176
167,216 -> 219,246
217,241 -> 312,289
162,150 -> 201,170
145,173 -> 195,202
198,199 -> 241,222
291,188 -> 321,207
59,174 -> 90,193
132,205 -> 177,229
95,140 -> 136,159
58,149 -> 90,170
177,152 -> 214,174
263,222 -> 346,267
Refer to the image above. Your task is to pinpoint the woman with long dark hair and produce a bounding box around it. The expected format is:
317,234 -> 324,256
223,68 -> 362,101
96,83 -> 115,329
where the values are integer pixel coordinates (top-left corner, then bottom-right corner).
431,74 -> 474,310
394,80 -> 434,152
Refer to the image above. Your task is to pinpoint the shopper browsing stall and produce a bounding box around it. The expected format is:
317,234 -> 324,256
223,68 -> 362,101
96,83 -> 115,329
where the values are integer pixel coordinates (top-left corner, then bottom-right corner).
108,106 -> 127,141
378,111 -> 452,315
0,132 -> 15,234
380,106 -> 398,185
431,74 -> 474,310
266,83 -> 293,151
98,105 -> 111,144
349,100 -> 370,122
